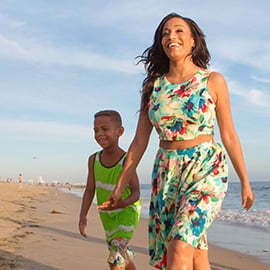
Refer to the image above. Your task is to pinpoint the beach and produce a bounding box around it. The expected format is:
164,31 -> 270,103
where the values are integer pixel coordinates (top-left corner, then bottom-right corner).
0,181 -> 269,270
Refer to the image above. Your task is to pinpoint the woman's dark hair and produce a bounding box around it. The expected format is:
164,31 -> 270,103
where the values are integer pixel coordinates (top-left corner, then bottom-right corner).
137,13 -> 211,112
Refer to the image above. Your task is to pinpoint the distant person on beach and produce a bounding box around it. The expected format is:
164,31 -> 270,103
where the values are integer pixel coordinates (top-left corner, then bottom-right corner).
79,110 -> 141,270
103,13 -> 254,270
18,174 -> 23,183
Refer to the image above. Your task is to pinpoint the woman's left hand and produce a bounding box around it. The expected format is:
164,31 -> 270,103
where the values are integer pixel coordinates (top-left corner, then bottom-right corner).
241,182 -> 254,210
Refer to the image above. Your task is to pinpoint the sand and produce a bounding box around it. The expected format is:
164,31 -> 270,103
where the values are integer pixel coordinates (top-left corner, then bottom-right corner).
0,181 -> 269,270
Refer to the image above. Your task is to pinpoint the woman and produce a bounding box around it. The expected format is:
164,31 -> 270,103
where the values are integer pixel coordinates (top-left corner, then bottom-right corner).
106,13 -> 254,270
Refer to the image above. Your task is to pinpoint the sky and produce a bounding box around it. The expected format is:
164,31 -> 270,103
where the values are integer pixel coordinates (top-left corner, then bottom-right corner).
0,0 -> 269,184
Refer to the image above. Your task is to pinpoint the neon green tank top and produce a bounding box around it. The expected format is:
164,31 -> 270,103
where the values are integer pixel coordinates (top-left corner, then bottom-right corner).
94,151 -> 141,241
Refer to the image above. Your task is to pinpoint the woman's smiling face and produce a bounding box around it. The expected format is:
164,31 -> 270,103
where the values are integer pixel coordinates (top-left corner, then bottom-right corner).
161,17 -> 195,61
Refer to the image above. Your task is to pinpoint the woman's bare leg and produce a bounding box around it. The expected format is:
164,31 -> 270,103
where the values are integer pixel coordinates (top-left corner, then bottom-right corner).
193,249 -> 211,270
167,240 -> 194,270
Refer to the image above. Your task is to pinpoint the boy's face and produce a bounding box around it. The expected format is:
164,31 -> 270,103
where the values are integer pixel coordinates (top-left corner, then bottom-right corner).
94,115 -> 123,149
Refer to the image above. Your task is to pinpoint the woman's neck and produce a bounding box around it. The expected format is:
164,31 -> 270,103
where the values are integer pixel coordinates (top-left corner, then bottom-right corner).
166,60 -> 200,84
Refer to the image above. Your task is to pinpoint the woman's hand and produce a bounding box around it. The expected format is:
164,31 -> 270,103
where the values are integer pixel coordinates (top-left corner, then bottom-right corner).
241,182 -> 254,210
109,187 -> 123,207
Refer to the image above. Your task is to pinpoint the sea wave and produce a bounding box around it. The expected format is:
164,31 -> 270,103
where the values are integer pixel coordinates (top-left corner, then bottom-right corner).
64,181 -> 270,232
217,209 -> 270,231
139,196 -> 270,232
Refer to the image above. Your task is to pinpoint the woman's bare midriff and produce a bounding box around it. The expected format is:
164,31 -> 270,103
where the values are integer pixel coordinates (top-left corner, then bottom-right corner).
159,134 -> 214,150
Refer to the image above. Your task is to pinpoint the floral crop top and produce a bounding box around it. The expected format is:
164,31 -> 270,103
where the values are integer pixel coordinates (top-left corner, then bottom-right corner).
148,69 -> 215,141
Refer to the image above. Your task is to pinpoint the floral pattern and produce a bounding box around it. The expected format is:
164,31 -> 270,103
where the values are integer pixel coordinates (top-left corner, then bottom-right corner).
107,237 -> 134,267
148,69 -> 215,141
147,69 -> 228,269
148,142 -> 228,269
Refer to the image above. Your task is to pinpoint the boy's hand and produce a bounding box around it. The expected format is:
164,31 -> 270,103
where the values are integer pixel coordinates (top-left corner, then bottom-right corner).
79,216 -> 88,238
97,199 -> 125,210
97,200 -> 113,210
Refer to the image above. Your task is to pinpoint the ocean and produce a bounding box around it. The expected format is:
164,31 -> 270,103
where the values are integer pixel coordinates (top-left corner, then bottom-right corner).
140,181 -> 270,231
66,180 -> 270,264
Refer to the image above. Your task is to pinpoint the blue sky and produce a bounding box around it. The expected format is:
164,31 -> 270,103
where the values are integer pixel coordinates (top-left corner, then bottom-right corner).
0,0 -> 269,184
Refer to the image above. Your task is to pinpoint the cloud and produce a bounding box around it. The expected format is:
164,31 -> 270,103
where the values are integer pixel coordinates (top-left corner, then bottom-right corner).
228,80 -> 270,108
246,89 -> 268,107
0,119 -> 90,143
0,33 -> 138,74
0,34 -> 30,60
0,118 -> 137,149
0,13 -> 25,29
251,75 -> 270,85
211,37 -> 270,73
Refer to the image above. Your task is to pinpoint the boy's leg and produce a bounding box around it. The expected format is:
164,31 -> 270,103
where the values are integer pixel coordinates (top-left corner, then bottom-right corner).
108,260 -> 136,270
125,260 -> 136,270
107,238 -> 136,270
109,262 -> 124,270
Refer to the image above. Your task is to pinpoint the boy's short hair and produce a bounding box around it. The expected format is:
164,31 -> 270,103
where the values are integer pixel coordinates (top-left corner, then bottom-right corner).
94,110 -> 122,127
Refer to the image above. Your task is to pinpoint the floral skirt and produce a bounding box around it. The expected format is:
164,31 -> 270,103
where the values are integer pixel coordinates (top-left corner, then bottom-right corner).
149,140 -> 228,270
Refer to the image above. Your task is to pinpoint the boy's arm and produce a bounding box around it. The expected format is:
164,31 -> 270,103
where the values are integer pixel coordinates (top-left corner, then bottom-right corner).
79,154 -> 96,238
97,171 -> 140,210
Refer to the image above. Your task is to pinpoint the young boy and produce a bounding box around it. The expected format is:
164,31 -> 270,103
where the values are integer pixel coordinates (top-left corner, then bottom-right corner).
79,110 -> 141,270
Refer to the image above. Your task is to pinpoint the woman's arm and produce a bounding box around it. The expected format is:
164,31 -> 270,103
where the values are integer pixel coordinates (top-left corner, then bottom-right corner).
123,171 -> 141,206
110,111 -> 153,206
208,72 -> 254,210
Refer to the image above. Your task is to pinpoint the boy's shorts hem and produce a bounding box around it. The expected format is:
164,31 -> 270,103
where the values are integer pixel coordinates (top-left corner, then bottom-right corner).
107,237 -> 135,267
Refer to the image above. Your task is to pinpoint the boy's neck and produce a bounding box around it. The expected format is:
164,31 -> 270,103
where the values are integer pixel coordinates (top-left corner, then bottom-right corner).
100,146 -> 125,167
